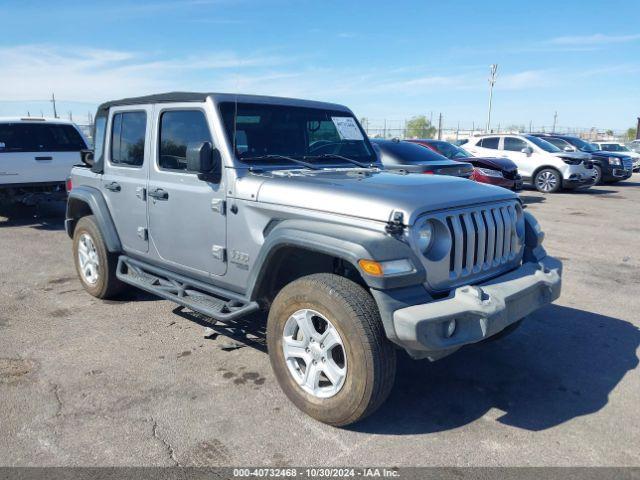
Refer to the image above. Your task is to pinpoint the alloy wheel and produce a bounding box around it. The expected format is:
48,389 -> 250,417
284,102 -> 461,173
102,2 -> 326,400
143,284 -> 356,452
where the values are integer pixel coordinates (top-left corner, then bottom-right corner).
282,308 -> 347,398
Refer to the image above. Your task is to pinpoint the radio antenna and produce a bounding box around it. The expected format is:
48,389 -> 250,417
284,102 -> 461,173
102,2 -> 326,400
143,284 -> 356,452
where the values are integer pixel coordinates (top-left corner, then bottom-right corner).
232,76 -> 239,155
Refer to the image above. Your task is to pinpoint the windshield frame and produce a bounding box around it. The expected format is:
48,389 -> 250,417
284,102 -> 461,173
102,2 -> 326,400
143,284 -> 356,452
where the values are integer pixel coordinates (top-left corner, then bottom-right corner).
217,101 -> 377,169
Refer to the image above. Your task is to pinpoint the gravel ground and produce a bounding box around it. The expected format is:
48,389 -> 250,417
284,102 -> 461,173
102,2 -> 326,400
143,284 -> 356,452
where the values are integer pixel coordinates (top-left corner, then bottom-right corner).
1,175 -> 639,467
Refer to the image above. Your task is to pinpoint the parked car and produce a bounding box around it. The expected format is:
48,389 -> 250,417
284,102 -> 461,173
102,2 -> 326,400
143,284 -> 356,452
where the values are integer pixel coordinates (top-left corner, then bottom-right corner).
531,134 -> 633,184
0,117 -> 88,204
464,134 -> 594,193
592,142 -> 640,172
406,139 -> 522,191
370,138 -> 474,178
627,140 -> 640,154
66,92 -> 562,426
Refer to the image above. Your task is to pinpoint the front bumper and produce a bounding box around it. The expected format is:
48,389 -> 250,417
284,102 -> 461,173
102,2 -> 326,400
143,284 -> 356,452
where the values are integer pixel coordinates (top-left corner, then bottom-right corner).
392,255 -> 562,360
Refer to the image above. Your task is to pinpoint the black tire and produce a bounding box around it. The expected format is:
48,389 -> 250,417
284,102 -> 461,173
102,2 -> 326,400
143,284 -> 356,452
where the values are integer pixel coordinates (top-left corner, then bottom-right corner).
592,165 -> 603,185
534,168 -> 562,193
72,215 -> 124,299
267,273 -> 396,426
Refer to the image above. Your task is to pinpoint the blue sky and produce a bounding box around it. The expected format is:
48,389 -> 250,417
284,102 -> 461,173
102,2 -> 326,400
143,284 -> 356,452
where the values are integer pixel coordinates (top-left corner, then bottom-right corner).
0,0 -> 639,130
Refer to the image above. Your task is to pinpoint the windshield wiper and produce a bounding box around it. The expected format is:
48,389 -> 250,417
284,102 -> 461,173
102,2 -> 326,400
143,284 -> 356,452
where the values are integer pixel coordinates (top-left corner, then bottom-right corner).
303,153 -> 372,168
240,154 -> 321,170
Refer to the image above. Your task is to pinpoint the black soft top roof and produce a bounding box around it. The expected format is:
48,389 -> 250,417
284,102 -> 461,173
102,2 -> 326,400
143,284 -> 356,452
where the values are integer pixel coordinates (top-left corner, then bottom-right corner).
96,91 -> 350,113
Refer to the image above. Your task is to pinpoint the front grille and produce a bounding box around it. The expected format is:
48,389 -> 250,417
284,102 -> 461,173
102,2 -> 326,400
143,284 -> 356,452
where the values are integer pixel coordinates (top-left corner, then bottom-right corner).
622,157 -> 633,171
444,204 -> 521,281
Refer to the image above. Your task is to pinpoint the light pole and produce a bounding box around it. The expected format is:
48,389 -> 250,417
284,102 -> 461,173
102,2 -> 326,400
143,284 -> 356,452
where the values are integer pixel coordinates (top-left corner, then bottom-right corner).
486,64 -> 498,133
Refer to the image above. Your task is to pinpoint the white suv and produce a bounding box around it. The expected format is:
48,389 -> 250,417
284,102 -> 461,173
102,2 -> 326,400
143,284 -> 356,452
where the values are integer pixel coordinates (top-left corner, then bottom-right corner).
0,117 -> 88,204
464,134 -> 594,193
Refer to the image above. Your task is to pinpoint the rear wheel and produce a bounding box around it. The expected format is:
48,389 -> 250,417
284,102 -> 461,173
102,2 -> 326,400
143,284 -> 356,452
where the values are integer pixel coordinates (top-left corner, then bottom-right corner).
72,215 -> 124,299
267,273 -> 396,426
534,168 -> 561,193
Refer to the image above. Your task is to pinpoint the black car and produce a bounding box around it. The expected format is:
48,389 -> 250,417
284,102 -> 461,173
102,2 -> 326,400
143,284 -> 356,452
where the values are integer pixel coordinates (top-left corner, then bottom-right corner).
531,133 -> 633,184
371,138 -> 473,178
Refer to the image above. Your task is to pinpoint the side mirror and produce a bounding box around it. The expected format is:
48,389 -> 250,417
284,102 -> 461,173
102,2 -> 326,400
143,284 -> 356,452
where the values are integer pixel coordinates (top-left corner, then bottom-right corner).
564,146 -> 574,152
80,149 -> 95,166
521,147 -> 533,156
186,142 -> 222,182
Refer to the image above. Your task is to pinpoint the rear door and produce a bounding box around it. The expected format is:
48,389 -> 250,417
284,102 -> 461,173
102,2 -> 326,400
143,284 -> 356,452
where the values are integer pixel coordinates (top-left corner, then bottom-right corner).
467,136 -> 500,157
0,122 -> 86,185
147,106 -> 227,277
101,107 -> 151,254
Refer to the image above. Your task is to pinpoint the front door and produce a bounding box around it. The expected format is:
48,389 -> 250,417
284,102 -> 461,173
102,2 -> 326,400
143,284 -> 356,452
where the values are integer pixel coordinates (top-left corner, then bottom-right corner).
502,136 -> 536,178
101,107 -> 151,254
147,107 -> 227,277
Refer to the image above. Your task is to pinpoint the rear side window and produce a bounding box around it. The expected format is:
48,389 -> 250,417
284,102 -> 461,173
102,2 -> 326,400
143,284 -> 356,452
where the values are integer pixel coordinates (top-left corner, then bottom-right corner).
158,110 -> 212,171
110,112 -> 146,167
478,137 -> 499,149
0,123 -> 86,152
503,137 -> 528,151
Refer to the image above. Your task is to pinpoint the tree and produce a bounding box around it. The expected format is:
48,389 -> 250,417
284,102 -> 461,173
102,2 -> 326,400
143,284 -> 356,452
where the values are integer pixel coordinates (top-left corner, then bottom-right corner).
624,127 -> 637,141
405,116 -> 436,139
605,129 -> 614,136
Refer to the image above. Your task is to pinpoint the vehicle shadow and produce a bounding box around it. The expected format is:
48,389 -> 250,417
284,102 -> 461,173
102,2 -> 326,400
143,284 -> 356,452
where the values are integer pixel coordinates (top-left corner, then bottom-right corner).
351,305 -> 639,434
173,307 -> 268,353
0,201 -> 66,231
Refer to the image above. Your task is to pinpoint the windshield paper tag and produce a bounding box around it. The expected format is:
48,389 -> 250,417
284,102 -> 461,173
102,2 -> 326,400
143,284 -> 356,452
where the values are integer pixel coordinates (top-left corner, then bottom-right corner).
331,117 -> 364,141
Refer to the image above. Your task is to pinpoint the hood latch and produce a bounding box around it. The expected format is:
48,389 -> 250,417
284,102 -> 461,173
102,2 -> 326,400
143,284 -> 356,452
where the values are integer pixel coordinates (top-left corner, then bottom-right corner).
386,211 -> 405,235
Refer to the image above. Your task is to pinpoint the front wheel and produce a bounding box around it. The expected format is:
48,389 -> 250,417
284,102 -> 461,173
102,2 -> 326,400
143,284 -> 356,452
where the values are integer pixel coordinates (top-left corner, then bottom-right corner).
267,273 -> 396,426
591,165 -> 603,185
534,168 -> 562,193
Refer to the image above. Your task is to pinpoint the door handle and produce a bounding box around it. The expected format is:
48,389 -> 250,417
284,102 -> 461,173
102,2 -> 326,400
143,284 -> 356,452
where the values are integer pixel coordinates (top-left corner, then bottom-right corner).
35,156 -> 53,161
148,188 -> 169,200
105,181 -> 121,192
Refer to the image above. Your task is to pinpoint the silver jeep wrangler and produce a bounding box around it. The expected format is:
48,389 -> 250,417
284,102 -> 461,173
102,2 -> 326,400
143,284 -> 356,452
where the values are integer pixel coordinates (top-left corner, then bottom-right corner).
66,92 -> 562,426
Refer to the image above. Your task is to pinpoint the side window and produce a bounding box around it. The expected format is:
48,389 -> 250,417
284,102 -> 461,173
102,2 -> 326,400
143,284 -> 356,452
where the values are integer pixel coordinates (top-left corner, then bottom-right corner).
0,124 -> 31,152
504,137 -> 529,152
158,110 -> 212,171
110,111 -> 146,167
478,137 -> 499,149
545,137 -> 567,149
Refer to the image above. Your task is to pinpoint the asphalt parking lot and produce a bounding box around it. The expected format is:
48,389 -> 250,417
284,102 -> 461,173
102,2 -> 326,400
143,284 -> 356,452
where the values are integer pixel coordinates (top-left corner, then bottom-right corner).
1,176 -> 639,467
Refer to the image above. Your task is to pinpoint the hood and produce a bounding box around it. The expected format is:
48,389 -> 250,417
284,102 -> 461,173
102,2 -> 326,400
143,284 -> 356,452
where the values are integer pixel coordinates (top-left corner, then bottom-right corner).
553,151 -> 591,161
461,156 -> 517,172
240,169 -> 517,225
591,150 -> 632,160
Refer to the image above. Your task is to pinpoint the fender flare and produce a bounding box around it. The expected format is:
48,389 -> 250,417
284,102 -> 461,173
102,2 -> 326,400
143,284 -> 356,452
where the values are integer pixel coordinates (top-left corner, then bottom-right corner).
246,219 -> 425,299
65,186 -> 122,252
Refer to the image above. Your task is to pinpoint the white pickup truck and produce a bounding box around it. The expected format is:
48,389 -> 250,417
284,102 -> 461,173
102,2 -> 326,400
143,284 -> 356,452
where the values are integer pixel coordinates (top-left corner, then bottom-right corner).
0,117 -> 88,204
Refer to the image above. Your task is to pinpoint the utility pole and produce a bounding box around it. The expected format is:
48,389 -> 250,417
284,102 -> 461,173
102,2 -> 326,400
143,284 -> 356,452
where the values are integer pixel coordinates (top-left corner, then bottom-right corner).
68,111 -> 73,122
51,93 -> 58,118
456,121 -> 460,141
437,113 -> 443,140
552,111 -> 558,133
529,120 -> 533,133
485,64 -> 498,132
383,119 -> 387,139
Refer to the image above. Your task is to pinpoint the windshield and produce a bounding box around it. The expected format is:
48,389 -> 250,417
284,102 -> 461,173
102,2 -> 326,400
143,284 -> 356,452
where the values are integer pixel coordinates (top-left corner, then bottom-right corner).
600,143 -> 628,152
219,102 -> 376,166
563,136 -> 598,152
427,140 -> 472,159
525,135 -> 561,153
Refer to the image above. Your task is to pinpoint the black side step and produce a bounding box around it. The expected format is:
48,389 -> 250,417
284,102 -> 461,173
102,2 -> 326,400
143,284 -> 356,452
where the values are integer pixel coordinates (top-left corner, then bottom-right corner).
116,256 -> 260,321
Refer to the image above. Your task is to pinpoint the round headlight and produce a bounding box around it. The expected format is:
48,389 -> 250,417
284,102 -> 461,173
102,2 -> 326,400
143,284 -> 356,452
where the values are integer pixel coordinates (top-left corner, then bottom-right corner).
417,220 -> 434,253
